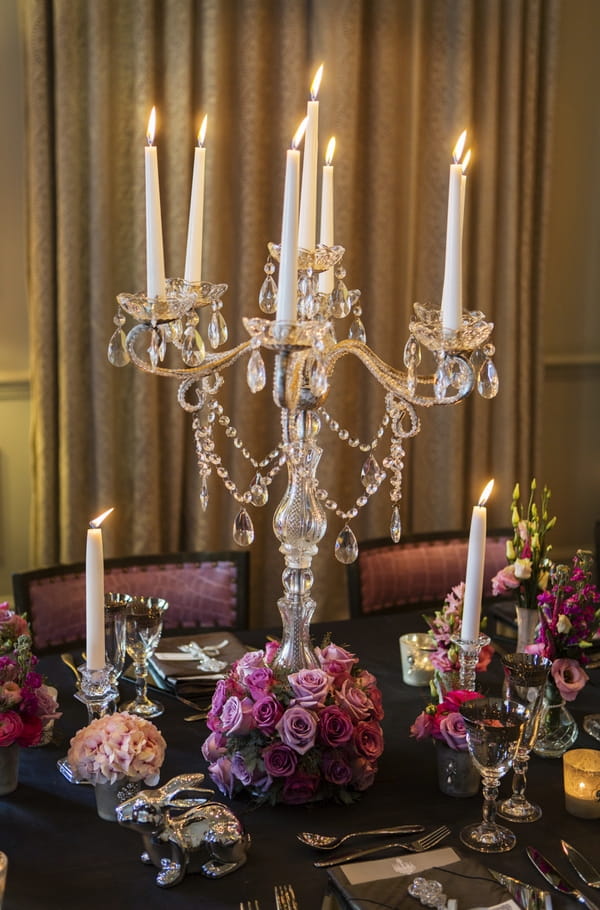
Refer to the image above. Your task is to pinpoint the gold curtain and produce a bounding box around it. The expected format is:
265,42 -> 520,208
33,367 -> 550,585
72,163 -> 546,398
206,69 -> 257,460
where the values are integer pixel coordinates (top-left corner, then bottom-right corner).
21,0 -> 559,625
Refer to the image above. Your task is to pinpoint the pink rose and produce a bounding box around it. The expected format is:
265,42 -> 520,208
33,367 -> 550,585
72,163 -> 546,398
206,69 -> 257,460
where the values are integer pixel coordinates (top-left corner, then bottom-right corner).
262,742 -> 298,777
353,720 -> 384,760
316,643 -> 358,681
551,658 -> 589,701
288,668 -> 333,708
322,751 -> 353,786
351,756 -> 377,791
335,679 -> 372,721
438,712 -> 468,751
0,607 -> 30,640
410,711 -> 434,740
491,565 -> 520,596
220,696 -> 255,735
243,666 -> 274,699
17,714 -> 43,747
252,694 -> 283,733
0,681 -> 22,708
264,640 -> 280,664
276,705 -> 318,755
0,710 -> 24,746
476,644 -> 494,672
211,678 -> 234,714
201,730 -> 227,763
367,686 -> 385,721
318,705 -> 354,747
281,771 -> 320,805
208,756 -> 236,797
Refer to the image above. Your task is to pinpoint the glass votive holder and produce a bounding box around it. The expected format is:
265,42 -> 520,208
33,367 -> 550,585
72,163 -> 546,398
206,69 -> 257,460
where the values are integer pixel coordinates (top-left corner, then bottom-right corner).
563,748 -> 600,818
0,850 -> 8,907
400,633 -> 435,687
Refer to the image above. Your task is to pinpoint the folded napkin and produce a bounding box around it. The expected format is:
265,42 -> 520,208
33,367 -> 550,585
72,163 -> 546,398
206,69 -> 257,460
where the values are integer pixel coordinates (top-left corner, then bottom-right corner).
148,632 -> 247,692
324,846 -> 518,910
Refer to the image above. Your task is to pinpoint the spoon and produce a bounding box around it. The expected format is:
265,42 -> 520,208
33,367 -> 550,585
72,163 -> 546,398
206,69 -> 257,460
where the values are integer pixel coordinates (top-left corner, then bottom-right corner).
297,824 -> 425,851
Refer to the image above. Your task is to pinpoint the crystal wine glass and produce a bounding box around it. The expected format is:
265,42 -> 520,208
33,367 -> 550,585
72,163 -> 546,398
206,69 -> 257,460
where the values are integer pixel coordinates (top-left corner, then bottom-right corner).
498,652 -> 551,822
121,596 -> 168,717
104,592 -> 131,697
459,696 -> 529,853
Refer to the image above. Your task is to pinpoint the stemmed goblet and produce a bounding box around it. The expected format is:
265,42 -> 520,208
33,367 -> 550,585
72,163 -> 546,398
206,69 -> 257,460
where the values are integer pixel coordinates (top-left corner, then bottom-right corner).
459,696 -> 529,853
498,652 -> 551,822
104,592 -> 132,699
121,596 -> 168,718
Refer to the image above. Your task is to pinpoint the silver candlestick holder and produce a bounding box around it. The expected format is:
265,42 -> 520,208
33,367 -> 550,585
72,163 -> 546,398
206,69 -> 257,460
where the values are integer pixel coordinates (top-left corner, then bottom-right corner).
109,242 -> 498,673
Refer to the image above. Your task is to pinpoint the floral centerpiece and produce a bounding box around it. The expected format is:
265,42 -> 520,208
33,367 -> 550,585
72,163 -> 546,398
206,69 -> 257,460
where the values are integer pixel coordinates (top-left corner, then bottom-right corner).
202,640 -> 384,805
424,582 -> 493,691
0,602 -> 61,750
67,712 -> 167,785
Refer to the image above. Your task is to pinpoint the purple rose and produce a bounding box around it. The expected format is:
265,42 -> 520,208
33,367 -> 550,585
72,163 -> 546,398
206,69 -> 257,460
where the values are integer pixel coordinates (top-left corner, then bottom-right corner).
243,666 -> 274,699
231,752 -> 253,786
235,651 -> 267,684
262,742 -> 298,777
281,771 -> 320,805
551,658 -> 589,702
252,694 -> 284,733
288,668 -> 332,708
438,712 -> 468,751
335,679 -> 372,721
318,705 -> 354,747
353,720 -> 384,760
351,756 -> 377,791
220,695 -> 255,735
211,678 -> 234,714
208,756 -> 236,798
276,705 -> 318,755
322,751 -> 353,786
201,730 -> 227,763
250,765 -> 273,794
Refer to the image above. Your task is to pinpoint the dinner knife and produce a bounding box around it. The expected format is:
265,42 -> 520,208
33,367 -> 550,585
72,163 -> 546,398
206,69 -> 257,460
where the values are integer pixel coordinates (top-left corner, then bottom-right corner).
489,869 -> 553,910
561,841 -> 600,890
527,846 -> 600,910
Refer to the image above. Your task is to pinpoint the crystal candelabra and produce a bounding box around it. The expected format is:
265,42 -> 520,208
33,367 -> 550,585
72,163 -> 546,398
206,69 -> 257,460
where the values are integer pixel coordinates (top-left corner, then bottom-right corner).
109,242 -> 498,672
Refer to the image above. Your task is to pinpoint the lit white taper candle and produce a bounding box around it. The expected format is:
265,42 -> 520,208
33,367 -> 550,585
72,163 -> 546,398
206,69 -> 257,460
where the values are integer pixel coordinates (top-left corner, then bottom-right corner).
459,148 -> 471,311
86,508 -> 114,671
184,114 -> 208,284
462,479 -> 494,641
277,118 -> 307,324
319,137 -> 336,294
298,64 -> 323,252
440,129 -> 467,333
145,107 -> 166,299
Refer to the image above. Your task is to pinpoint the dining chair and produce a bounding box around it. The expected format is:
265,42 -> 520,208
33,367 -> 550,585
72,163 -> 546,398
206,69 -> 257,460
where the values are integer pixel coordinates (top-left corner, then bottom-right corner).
12,550 -> 249,654
346,528 -> 511,618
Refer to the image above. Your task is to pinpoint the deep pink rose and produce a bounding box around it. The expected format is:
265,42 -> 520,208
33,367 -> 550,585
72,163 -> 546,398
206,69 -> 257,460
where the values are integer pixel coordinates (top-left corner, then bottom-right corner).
367,686 -> 385,721
288,668 -> 333,708
264,640 -> 280,664
220,695 -> 255,735
438,712 -> 468,751
442,690 -> 483,712
354,670 -> 378,689
351,757 -> 377,791
322,751 -> 353,786
318,705 -> 354,747
208,756 -> 236,797
243,666 -> 274,699
335,679 -> 372,721
410,711 -> 434,740
353,720 -> 384,760
281,771 -> 320,804
262,742 -> 298,777
276,705 -> 317,754
252,694 -> 283,733
0,710 -> 24,746
491,565 -> 520,596
551,658 -> 589,701
201,730 -> 227,763
16,714 -> 43,747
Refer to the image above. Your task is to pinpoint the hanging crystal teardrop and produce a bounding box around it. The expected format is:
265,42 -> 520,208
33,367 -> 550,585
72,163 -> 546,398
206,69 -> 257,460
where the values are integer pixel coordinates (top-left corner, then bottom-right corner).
249,473 -> 268,507
309,358 -> 329,398
148,329 -> 161,369
199,475 -> 209,511
434,358 -> 450,401
247,349 -> 266,393
259,275 -> 278,313
361,454 -> 381,489
208,310 -> 229,349
182,327 -> 206,366
477,357 -> 499,398
158,325 -> 168,361
107,329 -> 130,367
330,280 -> 350,318
403,336 -> 421,368
233,508 -> 255,546
334,524 -> 359,564
390,504 -> 402,543
348,317 -> 366,342
470,347 -> 486,374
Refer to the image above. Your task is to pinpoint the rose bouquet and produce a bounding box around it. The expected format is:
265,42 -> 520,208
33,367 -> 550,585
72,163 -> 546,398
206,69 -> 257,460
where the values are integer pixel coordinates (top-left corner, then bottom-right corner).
202,640 -> 384,805
410,689 -> 483,751
424,582 -> 493,685
0,602 -> 61,748
67,711 -> 167,785
491,480 -> 556,611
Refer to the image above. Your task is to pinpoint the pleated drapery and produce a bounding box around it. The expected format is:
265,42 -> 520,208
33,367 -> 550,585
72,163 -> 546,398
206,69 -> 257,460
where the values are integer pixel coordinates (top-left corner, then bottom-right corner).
21,0 -> 559,624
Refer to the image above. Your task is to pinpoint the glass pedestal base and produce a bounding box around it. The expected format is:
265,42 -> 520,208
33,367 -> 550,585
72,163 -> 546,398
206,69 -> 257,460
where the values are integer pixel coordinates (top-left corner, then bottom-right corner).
460,820 -> 516,853
497,794 -> 542,823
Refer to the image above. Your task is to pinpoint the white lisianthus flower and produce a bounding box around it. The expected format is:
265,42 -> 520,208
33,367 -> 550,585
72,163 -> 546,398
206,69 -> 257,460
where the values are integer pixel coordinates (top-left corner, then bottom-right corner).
556,614 -> 572,635
514,558 -> 532,580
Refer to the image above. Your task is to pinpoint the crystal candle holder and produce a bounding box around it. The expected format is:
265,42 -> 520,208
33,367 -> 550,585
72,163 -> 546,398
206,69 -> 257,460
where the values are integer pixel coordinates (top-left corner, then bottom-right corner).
74,663 -> 116,721
451,633 -> 490,691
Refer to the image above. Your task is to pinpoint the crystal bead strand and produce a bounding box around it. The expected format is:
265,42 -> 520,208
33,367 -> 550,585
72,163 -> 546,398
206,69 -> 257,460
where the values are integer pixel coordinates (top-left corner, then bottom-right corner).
384,393 -> 420,543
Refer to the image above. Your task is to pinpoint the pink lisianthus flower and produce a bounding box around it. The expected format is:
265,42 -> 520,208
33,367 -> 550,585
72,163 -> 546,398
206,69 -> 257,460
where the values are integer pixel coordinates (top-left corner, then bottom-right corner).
491,564 -> 520,597
550,658 -> 589,702
410,710 -> 435,741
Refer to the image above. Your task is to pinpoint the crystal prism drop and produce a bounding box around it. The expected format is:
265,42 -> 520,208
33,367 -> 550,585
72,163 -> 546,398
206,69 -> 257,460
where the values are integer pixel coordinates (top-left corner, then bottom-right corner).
477,358 -> 499,398
216,311 -> 228,345
407,366 -> 417,396
348,318 -> 366,342
259,275 -> 278,313
470,347 -> 486,373
107,329 -> 130,367
199,475 -> 209,511
158,326 -> 167,361
330,280 -> 350,318
403,336 -> 422,368
207,309 -> 229,349
182,329 -> 206,366
334,524 -> 359,564
147,329 -> 161,369
434,361 -> 450,401
233,508 -> 255,546
447,356 -> 473,395
361,454 -> 381,489
309,358 -> 328,398
247,349 -> 266,393
250,481 -> 268,507
390,505 -> 402,543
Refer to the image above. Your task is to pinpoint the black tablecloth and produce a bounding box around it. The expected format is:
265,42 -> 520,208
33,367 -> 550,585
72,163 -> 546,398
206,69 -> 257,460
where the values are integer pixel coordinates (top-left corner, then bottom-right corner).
4,612 -> 600,909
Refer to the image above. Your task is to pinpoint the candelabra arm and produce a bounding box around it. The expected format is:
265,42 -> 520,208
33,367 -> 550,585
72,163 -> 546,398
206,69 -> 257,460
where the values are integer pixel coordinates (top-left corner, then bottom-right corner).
126,323 -> 252,379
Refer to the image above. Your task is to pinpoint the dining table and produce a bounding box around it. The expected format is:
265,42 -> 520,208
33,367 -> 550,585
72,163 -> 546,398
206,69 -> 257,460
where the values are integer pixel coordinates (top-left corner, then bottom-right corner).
4,609 -> 600,910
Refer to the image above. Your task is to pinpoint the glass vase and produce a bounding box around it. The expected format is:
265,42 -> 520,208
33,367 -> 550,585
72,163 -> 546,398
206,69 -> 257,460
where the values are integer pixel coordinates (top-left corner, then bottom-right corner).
515,605 -> 539,653
94,777 -> 143,822
533,680 -> 578,758
435,741 -> 480,797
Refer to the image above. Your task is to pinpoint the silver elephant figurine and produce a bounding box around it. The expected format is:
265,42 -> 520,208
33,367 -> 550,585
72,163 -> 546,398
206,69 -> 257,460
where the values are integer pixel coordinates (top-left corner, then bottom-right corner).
116,773 -> 250,887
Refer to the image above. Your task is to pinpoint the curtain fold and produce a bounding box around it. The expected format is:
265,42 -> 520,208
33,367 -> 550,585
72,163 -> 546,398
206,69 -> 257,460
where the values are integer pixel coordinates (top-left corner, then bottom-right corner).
21,0 -> 559,625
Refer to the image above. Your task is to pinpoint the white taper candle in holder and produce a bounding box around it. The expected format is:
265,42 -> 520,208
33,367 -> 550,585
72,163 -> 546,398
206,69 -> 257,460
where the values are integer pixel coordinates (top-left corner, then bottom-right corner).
462,478 -> 494,641
440,129 -> 467,333
277,118 -> 307,324
298,64 -> 323,252
145,107 -> 166,299
184,114 -> 208,284
319,136 -> 336,294
85,508 -> 114,670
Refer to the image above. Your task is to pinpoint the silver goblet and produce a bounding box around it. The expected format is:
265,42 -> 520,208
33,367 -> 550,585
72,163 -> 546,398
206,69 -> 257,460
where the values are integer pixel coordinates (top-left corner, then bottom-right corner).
498,652 -> 551,822
121,596 -> 169,718
459,696 -> 529,853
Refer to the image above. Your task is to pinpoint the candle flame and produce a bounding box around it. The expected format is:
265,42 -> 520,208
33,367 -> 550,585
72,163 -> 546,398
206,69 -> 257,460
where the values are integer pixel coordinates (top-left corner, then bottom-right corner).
461,148 -> 471,174
325,136 -> 336,166
292,117 -> 308,149
89,507 -> 114,529
310,64 -> 324,100
478,479 -> 495,507
452,129 -> 467,164
146,107 -> 157,146
198,114 -> 208,147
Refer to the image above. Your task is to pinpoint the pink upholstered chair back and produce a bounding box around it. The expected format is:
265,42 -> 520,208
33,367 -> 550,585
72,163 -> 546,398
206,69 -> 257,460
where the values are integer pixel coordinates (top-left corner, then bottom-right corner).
12,551 -> 249,653
347,530 -> 511,617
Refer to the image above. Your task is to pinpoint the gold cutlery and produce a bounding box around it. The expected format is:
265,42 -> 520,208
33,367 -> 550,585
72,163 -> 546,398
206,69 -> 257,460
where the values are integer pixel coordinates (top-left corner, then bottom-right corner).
274,883 -> 298,910
297,824 -> 425,851
60,652 -> 81,682
239,901 -> 260,909
183,712 -> 209,722
313,824 -> 451,868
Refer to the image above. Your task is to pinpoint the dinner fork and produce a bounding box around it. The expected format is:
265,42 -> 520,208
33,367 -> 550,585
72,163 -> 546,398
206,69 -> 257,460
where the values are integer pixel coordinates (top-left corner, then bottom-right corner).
313,824 -> 451,868
274,883 -> 299,910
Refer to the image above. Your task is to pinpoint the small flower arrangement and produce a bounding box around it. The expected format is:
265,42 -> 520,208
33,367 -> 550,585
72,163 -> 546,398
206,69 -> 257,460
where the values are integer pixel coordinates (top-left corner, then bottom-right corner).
0,602 -> 61,748
491,480 -> 556,611
526,551 -> 600,701
424,582 -> 493,677
202,640 -> 384,805
67,711 -> 167,785
410,689 -> 483,751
